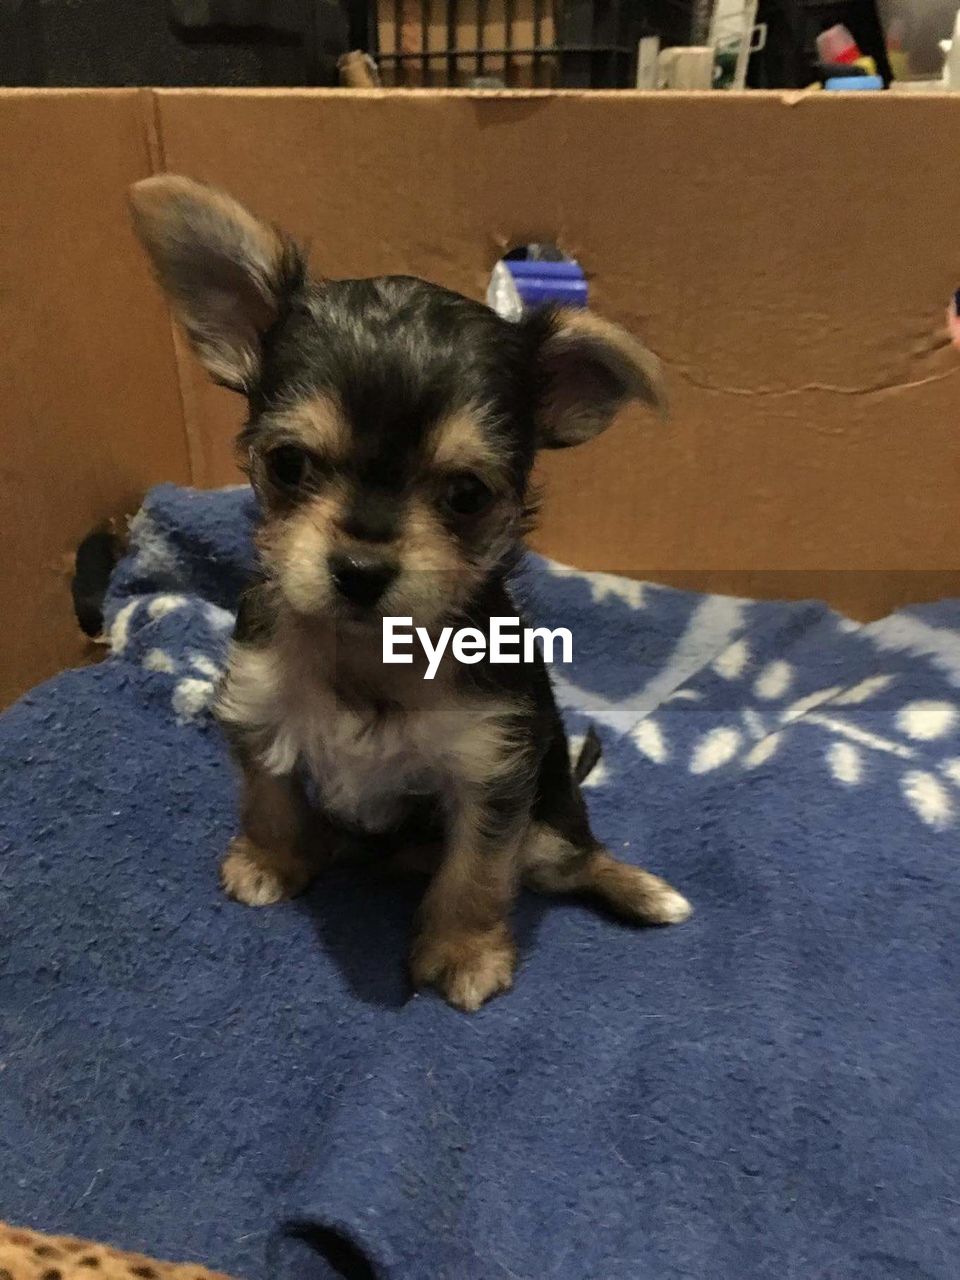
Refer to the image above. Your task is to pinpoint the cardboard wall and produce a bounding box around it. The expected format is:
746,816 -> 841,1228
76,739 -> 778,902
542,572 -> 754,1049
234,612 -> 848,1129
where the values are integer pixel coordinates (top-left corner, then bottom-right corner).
0,90 -> 191,707
2,89 -> 960,707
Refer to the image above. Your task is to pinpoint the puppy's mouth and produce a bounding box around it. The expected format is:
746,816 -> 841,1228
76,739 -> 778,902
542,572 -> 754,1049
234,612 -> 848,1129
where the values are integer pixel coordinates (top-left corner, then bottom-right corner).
331,598 -> 388,629
325,592 -> 449,636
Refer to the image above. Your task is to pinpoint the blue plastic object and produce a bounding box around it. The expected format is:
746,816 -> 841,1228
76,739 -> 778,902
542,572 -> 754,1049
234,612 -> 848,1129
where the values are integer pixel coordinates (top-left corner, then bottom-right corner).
487,256 -> 588,320
824,75 -> 884,90
507,259 -> 588,309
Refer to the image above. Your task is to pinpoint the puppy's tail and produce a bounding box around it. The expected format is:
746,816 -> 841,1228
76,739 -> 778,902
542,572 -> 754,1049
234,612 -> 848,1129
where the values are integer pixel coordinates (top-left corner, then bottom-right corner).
572,724 -> 603,784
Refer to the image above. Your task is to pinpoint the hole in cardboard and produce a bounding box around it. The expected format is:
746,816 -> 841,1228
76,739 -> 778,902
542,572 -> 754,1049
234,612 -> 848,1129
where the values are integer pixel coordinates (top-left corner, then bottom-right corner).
501,242 -> 566,264
487,243 -> 586,320
949,288 -> 960,350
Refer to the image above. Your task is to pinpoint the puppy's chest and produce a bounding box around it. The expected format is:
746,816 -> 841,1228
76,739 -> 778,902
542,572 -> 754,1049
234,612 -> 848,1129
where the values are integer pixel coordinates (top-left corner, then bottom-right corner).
244,667 -> 454,830
296,694 -> 442,830
220,640 -> 514,833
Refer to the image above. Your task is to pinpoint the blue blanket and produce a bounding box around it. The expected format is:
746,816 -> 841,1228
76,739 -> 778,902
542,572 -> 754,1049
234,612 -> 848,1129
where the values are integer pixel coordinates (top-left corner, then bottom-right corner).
1,484 -> 959,1279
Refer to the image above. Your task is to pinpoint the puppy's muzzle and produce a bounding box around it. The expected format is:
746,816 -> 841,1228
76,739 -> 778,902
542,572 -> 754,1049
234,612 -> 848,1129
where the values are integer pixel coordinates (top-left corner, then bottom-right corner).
328,550 -> 398,608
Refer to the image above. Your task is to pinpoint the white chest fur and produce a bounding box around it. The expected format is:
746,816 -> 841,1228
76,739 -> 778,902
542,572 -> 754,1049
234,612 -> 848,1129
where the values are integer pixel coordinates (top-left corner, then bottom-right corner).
286,691 -> 444,831
216,638 -> 519,833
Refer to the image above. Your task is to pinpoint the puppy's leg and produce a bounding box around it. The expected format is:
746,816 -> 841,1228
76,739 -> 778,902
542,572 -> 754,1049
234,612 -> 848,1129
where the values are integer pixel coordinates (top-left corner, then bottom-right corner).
522,823 -> 691,924
526,713 -> 691,924
410,795 -> 524,1012
221,766 -> 319,907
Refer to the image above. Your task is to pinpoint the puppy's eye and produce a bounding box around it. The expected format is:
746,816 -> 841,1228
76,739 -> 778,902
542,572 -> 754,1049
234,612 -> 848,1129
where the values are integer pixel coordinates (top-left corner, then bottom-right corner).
442,473 -> 493,518
265,445 -> 310,489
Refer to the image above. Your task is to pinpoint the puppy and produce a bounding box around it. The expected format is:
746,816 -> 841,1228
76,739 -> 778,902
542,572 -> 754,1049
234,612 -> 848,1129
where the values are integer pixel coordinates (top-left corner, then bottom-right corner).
130,176 -> 691,1011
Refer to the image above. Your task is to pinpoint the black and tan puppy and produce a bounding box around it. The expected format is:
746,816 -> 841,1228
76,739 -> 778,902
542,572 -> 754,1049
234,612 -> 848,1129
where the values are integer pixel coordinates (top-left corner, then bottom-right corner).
130,176 -> 691,1011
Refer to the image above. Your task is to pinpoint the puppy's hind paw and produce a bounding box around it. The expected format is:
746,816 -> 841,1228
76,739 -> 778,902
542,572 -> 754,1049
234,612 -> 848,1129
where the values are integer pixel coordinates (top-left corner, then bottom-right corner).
640,881 -> 693,925
589,853 -> 693,926
220,835 -> 311,907
411,925 -> 517,1012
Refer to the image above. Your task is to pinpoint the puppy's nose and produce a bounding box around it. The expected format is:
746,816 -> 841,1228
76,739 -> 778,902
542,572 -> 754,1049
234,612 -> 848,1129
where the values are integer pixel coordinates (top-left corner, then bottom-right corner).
329,551 -> 398,607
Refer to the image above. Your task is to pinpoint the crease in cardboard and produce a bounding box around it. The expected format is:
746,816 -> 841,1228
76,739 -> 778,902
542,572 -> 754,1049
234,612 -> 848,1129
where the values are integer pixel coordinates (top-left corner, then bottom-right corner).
137,87 -> 207,488
661,354 -> 960,400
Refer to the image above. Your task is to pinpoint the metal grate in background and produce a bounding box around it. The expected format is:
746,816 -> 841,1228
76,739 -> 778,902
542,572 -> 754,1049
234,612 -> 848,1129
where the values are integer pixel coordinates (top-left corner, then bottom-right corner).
372,0 -> 651,86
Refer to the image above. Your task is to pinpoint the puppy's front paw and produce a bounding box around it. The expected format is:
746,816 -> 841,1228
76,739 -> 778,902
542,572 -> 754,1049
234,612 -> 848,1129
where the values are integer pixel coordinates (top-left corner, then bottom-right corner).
220,835 -> 312,906
411,925 -> 517,1012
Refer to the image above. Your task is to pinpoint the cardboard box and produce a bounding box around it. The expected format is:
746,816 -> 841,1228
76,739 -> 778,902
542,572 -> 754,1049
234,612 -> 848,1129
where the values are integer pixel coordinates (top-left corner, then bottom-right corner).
2,88 -> 959,707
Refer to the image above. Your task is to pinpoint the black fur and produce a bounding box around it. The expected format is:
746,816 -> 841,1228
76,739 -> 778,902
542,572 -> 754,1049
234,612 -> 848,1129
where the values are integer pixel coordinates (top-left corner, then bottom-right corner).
229,274 -> 593,862
129,175 -> 686,1010
243,277 -> 542,514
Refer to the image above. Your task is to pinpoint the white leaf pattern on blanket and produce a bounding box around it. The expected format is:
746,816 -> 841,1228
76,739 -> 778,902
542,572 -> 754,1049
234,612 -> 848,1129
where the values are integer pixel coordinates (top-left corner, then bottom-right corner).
634,650 -> 959,830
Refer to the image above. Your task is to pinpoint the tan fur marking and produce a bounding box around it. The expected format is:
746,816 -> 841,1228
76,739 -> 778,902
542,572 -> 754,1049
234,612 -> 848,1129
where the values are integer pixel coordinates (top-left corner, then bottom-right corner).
445,701 -> 532,789
521,822 -> 584,890
522,823 -> 691,924
428,409 -> 506,476
259,485 -> 349,617
240,769 -> 305,850
220,834 -> 313,906
390,497 -> 480,625
390,495 -> 522,629
586,853 -> 692,923
411,798 -> 523,1009
426,802 -> 518,932
266,393 -> 349,459
193,344 -> 254,393
410,923 -> 516,1012
220,770 -> 318,906
400,498 -> 463,573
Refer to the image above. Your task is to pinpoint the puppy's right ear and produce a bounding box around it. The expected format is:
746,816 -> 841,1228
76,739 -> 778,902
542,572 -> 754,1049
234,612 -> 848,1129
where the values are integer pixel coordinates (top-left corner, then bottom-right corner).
129,175 -> 304,392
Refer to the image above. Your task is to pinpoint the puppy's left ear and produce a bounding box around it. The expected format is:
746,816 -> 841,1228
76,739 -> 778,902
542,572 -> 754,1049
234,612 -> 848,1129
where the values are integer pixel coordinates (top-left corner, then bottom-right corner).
529,309 -> 666,449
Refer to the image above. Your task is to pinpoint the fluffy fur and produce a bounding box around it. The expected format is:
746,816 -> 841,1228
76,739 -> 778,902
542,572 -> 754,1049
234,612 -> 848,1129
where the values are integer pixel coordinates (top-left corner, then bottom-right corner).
130,175 -> 691,1010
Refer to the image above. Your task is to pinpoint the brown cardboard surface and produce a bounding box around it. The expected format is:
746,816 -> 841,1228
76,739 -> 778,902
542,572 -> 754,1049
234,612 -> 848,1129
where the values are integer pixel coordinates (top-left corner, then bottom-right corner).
2,89 -> 960,707
0,89 -> 191,707
152,91 -> 960,566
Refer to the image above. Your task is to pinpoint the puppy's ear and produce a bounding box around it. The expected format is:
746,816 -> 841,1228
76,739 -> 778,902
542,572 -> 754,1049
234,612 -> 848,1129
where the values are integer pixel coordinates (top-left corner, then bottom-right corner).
129,175 -> 303,392
529,309 -> 666,449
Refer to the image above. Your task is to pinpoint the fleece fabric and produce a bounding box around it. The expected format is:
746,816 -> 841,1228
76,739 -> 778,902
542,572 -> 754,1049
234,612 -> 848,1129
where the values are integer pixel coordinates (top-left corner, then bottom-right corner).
1,484 -> 958,1279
